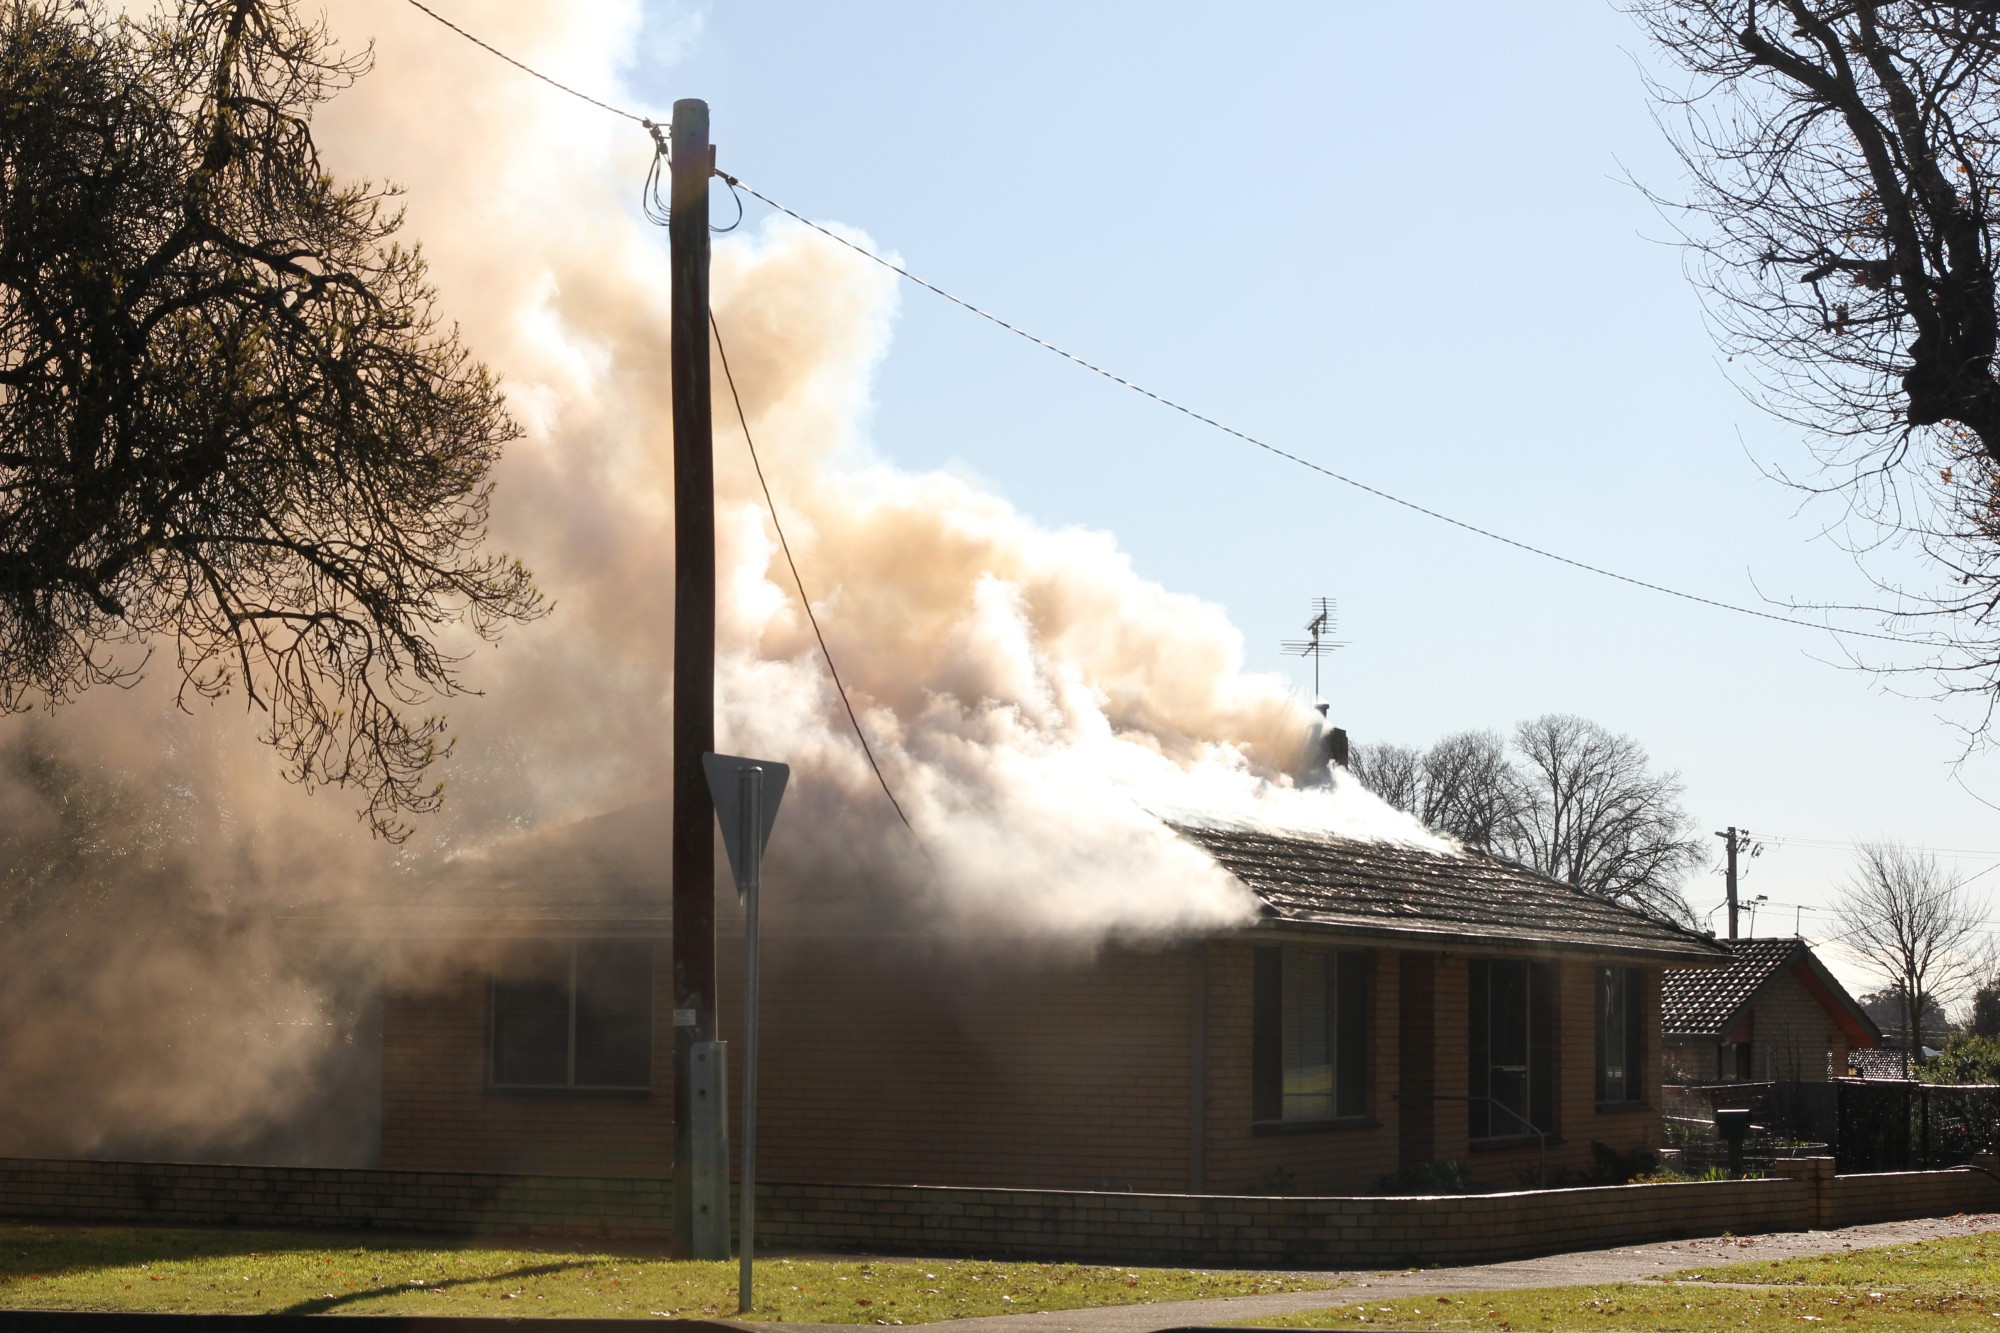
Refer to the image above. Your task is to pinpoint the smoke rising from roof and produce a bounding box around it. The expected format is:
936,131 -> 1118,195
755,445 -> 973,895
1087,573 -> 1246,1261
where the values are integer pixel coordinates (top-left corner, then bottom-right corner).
0,0 -> 1442,1160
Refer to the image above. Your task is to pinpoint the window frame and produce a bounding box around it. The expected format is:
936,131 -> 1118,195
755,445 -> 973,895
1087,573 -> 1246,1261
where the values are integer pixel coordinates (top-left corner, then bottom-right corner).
487,939 -> 654,1094
1594,964 -> 1646,1109
1467,957 -> 1555,1144
1252,944 -> 1371,1128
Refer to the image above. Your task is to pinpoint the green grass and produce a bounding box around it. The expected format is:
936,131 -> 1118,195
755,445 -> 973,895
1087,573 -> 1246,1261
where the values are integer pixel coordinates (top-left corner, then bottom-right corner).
1234,1231 -> 2000,1330
0,1223 -> 1327,1321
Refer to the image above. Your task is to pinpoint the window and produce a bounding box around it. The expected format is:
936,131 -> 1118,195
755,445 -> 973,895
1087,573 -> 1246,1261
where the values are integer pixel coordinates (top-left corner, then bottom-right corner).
490,940 -> 653,1091
1595,965 -> 1644,1105
1252,945 -> 1370,1123
1468,958 -> 1554,1141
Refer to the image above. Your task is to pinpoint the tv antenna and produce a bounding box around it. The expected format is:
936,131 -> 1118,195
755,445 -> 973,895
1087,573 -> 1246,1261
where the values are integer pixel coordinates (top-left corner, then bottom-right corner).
1280,597 -> 1347,702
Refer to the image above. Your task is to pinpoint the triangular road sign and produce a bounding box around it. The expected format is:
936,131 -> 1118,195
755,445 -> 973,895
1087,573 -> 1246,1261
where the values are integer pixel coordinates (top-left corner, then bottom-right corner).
703,752 -> 789,891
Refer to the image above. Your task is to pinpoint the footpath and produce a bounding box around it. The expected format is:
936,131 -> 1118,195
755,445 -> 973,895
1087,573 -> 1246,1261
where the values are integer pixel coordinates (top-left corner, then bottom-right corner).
854,1210 -> 2000,1333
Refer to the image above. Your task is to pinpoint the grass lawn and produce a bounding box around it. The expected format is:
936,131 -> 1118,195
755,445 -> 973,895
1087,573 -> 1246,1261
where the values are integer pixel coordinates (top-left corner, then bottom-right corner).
1234,1232 -> 2000,1330
0,1223 -> 1327,1321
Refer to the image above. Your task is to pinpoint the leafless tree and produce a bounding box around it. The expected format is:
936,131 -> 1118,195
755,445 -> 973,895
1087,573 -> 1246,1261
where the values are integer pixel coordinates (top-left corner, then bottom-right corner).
1351,731 -> 1523,852
1421,730 -> 1526,852
1353,717 -> 1702,923
1838,841 -> 1984,1071
1348,742 -> 1422,821
1509,715 -> 1707,927
0,0 -> 543,839
1626,0 -> 2000,720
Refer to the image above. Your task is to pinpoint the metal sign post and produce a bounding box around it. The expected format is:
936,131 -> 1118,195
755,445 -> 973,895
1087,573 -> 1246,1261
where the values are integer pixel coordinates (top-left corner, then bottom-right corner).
703,752 -> 788,1315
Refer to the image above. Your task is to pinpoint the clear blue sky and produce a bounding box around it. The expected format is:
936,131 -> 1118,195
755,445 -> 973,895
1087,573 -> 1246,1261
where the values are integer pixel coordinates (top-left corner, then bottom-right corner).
519,2 -> 1999,989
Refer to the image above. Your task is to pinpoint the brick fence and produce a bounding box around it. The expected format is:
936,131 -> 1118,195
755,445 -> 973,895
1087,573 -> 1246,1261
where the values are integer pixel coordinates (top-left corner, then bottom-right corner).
756,1176 -> 1809,1266
0,1156 -> 1995,1268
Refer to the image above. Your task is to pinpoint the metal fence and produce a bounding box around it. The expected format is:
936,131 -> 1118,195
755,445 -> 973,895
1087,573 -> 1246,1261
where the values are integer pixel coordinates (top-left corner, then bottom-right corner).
1664,1079 -> 2000,1174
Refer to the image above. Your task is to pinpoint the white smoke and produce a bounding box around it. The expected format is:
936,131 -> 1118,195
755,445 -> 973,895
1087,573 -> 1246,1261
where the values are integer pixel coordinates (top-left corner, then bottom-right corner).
304,0 -> 1454,938
0,0 -> 1452,1159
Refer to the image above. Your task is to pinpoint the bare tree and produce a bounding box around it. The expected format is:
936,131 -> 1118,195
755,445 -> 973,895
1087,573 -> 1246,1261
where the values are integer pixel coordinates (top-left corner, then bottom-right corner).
1508,715 -> 1706,927
1353,717 -> 1702,923
1420,730 -> 1525,853
1631,0 -> 2000,452
1626,1 -> 2000,716
1351,730 -> 1523,852
0,0 -> 543,838
1348,741 -> 1423,822
1838,841 -> 1983,1072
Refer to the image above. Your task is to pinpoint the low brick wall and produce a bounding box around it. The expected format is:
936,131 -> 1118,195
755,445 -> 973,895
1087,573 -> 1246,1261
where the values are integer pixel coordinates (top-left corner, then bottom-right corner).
0,1158 -> 670,1241
756,1177 -> 1807,1267
1826,1168 -> 2000,1228
0,1156 -> 1988,1267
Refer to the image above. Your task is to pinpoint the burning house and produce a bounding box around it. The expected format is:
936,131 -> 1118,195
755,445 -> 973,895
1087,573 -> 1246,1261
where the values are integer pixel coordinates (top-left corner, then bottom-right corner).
361,802 -> 1725,1195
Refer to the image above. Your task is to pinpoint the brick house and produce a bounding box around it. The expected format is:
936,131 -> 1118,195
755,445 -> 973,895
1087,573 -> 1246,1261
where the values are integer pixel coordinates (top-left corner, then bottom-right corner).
1660,937 -> 1880,1084
373,809 -> 1726,1194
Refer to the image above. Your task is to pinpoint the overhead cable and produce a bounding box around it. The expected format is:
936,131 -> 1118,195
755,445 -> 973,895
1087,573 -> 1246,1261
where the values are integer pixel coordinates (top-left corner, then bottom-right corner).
711,314 -> 923,844
399,0 -> 658,125
397,0 -> 1938,650
722,174 -> 1935,649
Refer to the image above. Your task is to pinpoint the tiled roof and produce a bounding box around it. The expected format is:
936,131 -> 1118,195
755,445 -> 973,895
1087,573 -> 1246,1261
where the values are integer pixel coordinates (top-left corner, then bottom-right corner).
1171,822 -> 1728,962
1659,937 -> 1804,1037
1658,937 -> 1881,1048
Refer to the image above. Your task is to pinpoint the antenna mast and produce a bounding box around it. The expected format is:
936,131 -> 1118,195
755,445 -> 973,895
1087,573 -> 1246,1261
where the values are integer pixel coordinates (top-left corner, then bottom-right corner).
1280,596 -> 1347,701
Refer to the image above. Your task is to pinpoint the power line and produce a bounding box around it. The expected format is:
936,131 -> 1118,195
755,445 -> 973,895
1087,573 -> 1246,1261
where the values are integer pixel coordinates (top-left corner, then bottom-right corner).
711,313 -> 921,842
1761,834 -> 2000,858
399,0 -> 657,125
720,173 -> 1936,650
398,2 -> 914,835
398,0 -> 1936,650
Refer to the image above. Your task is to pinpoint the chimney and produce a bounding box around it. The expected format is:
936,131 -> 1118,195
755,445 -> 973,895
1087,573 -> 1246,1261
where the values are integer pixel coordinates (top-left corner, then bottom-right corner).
1314,702 -> 1349,769
1300,703 -> 1348,785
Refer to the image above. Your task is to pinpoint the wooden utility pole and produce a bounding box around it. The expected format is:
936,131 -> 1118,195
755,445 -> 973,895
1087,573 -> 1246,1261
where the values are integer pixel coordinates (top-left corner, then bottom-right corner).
1717,826 -> 1740,940
669,96 -> 717,1260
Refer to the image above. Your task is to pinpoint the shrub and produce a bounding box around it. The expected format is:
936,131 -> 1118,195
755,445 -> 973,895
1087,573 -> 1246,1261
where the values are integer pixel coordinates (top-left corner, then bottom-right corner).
1373,1159 -> 1478,1195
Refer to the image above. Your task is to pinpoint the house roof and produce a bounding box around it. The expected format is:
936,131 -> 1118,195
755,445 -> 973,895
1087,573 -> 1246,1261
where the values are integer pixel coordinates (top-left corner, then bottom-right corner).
1659,936 -> 1882,1046
305,805 -> 1727,963
1171,822 -> 1728,963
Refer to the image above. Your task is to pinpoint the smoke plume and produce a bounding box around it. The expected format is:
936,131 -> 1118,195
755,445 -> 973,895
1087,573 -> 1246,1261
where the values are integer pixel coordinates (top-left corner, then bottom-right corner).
0,0 -> 1441,1162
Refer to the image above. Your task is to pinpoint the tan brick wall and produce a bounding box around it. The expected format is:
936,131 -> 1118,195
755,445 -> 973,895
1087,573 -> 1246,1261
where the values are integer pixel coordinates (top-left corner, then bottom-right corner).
1826,1167 -> 2000,1227
0,1156 -> 671,1241
382,936 -> 1205,1191
380,961 -> 674,1177
0,1155 -> 1820,1266
380,937 -> 1667,1196
1198,942 -> 1402,1195
731,936 -> 1198,1192
4,1155 -> 1992,1265
1751,970 -> 1849,1082
755,1175 -> 1811,1266
1418,956 -> 1665,1190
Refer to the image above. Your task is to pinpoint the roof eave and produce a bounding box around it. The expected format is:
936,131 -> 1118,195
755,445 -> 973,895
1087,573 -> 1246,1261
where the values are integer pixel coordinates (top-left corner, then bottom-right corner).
1247,914 -> 1731,963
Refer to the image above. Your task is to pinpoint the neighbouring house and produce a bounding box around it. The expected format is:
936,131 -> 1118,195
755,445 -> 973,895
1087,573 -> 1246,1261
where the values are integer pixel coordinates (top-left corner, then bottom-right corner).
361,808 -> 1727,1195
1660,937 -> 1880,1084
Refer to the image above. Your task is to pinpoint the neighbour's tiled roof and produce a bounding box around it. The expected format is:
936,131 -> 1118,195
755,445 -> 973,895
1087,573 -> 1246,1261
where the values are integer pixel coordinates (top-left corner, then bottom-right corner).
1171,822 -> 1727,962
1658,936 -> 1882,1048
1659,937 -> 1803,1036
